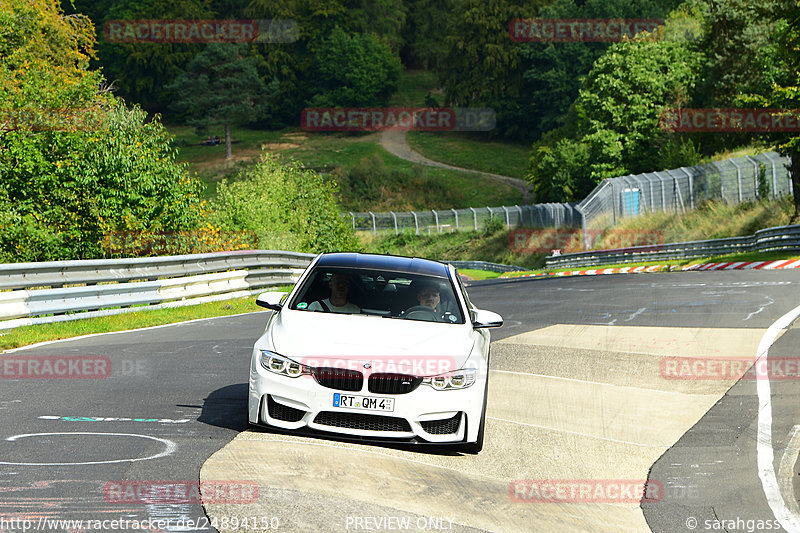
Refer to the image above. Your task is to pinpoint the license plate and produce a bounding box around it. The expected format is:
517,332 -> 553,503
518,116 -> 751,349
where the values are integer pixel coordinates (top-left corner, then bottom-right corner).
333,393 -> 394,412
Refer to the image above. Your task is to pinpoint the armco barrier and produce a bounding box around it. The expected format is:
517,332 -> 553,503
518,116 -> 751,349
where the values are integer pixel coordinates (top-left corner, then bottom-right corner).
0,251 -> 314,330
545,224 -> 800,269
446,260 -> 526,273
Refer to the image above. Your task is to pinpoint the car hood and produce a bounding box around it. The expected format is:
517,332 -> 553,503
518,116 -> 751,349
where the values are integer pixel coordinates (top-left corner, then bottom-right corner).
266,310 -> 475,373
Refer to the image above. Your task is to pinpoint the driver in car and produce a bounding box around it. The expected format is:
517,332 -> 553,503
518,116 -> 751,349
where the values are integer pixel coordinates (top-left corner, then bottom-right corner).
400,279 -> 447,321
415,283 -> 441,313
308,273 -> 361,314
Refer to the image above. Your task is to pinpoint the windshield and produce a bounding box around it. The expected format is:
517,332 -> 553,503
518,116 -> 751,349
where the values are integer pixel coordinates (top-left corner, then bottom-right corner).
288,267 -> 465,324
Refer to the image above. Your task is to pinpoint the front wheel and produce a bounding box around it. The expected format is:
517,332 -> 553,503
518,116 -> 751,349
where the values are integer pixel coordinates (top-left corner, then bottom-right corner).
459,377 -> 488,454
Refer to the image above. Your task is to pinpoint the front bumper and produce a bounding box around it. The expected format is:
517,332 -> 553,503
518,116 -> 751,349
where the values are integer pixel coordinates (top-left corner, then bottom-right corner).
247,355 -> 485,444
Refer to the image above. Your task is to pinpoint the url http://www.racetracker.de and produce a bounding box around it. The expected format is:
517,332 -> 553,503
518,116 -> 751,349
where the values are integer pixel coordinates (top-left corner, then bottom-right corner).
0,515 -> 281,531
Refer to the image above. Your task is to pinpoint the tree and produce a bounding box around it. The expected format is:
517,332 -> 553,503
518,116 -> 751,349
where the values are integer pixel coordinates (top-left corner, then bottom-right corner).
519,0 -> 685,139
244,0 -> 406,126
437,0 -> 534,138
167,43 -> 277,158
1,0 -> 204,261
575,35 -> 702,181
63,0 -> 213,114
308,27 -> 401,107
402,0 -> 454,70
526,19 -> 703,201
771,0 -> 800,220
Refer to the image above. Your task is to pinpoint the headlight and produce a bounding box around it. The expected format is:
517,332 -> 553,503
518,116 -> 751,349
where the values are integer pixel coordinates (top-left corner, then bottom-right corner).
260,351 -> 310,378
422,368 -> 477,390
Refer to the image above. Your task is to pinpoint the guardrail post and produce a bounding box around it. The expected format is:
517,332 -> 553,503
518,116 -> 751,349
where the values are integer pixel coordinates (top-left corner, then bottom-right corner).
432,210 -> 440,233
390,211 -> 398,235
502,206 -> 510,227
451,208 -> 459,231
411,211 -> 419,236
469,207 -> 477,231
514,205 -> 523,228
349,212 -> 355,230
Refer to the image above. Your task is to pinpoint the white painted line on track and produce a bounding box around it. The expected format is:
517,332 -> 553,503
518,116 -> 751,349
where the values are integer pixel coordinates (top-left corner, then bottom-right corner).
487,416 -> 670,448
0,432 -> 176,465
778,426 -> 800,522
756,304 -> 800,532
490,369 -> 697,396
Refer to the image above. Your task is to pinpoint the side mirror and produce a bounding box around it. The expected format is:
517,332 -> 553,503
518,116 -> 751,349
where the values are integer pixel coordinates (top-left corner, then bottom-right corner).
471,309 -> 503,328
256,292 -> 288,312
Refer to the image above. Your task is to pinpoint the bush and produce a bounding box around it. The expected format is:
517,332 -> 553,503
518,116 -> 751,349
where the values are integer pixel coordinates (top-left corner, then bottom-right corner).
209,155 -> 360,253
0,104 -> 205,261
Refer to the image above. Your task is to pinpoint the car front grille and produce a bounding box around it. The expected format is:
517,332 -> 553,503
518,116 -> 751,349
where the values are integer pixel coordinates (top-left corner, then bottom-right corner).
267,395 -> 306,422
368,373 -> 422,394
313,411 -> 412,432
420,413 -> 462,435
311,367 -> 363,392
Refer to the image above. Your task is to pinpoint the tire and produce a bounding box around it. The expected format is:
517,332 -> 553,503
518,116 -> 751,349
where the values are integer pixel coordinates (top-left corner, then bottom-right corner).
459,374 -> 488,454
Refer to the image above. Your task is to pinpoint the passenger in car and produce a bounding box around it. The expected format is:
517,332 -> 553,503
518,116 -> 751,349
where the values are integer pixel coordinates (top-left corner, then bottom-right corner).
308,273 -> 361,314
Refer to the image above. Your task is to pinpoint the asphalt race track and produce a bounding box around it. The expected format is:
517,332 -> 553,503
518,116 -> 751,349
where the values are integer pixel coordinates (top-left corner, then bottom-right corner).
1,270 -> 799,532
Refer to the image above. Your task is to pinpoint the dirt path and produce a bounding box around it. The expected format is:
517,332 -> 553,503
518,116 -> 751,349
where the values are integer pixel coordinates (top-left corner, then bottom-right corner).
380,130 -> 533,204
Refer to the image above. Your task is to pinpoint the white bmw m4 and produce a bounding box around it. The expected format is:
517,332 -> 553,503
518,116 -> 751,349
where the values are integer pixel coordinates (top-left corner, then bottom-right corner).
248,252 -> 502,453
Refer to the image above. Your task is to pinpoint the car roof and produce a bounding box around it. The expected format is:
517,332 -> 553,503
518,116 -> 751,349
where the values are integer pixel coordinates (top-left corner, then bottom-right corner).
315,252 -> 450,278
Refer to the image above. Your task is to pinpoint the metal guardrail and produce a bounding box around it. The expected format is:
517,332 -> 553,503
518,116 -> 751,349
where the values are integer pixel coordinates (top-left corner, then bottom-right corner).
446,260 -> 526,273
545,224 -> 800,269
0,251 -> 315,330
0,250 -> 313,291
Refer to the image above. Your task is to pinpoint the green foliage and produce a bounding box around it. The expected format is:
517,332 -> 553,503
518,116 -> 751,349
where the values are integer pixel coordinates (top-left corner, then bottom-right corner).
209,155 -> 359,253
245,0 -> 406,125
528,137 -> 591,202
0,104 -> 204,261
528,22 -> 704,201
519,0 -> 685,138
333,154 -> 464,211
0,0 -> 205,262
1,0 -> 101,113
167,43 -> 277,135
92,0 -> 213,113
403,0 -> 455,70
307,28 -> 401,107
437,0 -> 534,138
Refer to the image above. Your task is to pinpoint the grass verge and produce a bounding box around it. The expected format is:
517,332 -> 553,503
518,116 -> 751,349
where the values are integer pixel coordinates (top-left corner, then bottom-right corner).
0,294 -> 290,351
406,130 -> 530,179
